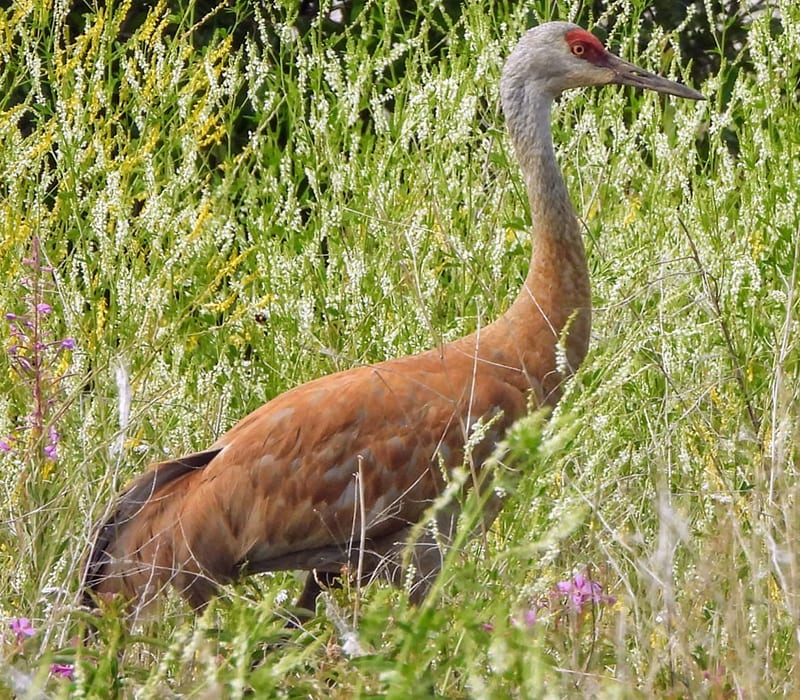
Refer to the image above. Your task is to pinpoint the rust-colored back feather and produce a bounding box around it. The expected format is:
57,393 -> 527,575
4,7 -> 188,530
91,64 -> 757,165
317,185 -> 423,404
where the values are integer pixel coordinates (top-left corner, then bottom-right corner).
82,331 -> 551,610
83,448 -> 222,608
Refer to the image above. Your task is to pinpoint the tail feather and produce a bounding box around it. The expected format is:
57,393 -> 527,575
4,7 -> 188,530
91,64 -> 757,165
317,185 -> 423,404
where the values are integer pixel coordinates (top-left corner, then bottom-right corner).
82,448 -> 223,609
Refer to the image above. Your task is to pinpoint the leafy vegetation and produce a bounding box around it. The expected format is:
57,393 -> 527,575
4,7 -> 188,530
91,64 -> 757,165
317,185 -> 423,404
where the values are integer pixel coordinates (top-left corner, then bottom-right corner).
1,0 -> 797,696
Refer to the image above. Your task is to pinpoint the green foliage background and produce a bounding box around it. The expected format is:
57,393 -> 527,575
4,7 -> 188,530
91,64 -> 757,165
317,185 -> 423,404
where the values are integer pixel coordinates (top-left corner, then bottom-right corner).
0,0 -> 797,696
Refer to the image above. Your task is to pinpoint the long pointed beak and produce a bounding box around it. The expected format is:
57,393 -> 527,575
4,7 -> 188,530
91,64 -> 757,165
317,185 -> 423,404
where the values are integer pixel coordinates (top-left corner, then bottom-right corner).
606,54 -> 704,100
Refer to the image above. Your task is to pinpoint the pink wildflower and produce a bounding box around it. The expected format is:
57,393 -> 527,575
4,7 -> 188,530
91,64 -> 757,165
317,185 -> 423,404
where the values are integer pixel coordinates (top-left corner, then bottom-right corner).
50,663 -> 75,680
44,426 -> 60,460
10,617 -> 35,642
554,571 -> 615,614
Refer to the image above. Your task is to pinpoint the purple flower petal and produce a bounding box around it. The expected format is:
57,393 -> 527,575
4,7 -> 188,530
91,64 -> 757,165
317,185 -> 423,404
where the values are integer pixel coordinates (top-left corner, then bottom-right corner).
554,571 -> 615,613
0,439 -> 11,452
36,303 -> 52,314
523,609 -> 537,626
5,312 -> 17,321
60,337 -> 76,350
10,617 -> 35,639
50,663 -> 75,680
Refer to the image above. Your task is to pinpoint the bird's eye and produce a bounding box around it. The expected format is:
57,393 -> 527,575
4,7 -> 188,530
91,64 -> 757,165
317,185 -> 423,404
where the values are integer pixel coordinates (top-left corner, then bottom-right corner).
571,43 -> 585,57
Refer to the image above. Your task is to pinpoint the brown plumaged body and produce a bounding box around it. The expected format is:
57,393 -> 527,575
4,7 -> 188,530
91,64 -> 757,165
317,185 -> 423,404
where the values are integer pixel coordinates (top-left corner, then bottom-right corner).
82,22 -> 702,614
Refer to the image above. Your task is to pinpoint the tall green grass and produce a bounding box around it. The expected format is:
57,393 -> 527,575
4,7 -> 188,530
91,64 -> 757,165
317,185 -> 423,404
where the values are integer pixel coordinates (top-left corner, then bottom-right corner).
1,0 -> 797,696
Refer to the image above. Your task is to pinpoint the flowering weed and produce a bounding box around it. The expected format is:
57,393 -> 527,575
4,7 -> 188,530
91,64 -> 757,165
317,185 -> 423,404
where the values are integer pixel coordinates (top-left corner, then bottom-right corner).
2,237 -> 75,479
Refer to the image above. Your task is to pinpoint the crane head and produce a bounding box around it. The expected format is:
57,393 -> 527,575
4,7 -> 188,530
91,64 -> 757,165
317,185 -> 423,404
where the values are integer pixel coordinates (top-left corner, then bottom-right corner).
505,22 -> 704,101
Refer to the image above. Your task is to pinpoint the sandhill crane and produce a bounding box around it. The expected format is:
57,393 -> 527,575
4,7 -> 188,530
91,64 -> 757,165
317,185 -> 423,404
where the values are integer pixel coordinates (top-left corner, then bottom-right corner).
82,22 -> 702,616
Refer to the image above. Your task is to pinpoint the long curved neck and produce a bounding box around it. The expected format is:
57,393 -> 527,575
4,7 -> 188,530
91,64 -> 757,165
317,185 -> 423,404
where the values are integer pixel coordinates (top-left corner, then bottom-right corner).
509,90 -> 588,298
494,77 -> 591,391
506,92 -> 575,237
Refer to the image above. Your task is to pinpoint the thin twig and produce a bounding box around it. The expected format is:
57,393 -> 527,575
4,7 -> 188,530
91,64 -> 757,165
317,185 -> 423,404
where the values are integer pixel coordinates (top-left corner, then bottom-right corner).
678,216 -> 761,436
354,455 -> 367,623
